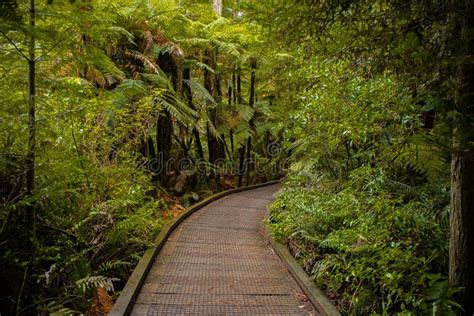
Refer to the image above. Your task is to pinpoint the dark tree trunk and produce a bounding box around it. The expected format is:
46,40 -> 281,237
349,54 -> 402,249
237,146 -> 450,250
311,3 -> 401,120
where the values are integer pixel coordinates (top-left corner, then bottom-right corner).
449,1 -> 474,313
183,67 -> 204,159
237,66 -> 242,104
450,156 -> 474,315
236,67 -> 244,186
215,73 -> 226,160
140,136 -> 156,160
25,0 -> 36,237
245,136 -> 252,186
232,71 -> 237,104
228,82 -> 234,154
230,129 -> 234,154
204,50 -> 224,164
245,58 -> 257,186
156,110 -> 172,184
156,52 -> 178,185
238,145 -> 245,187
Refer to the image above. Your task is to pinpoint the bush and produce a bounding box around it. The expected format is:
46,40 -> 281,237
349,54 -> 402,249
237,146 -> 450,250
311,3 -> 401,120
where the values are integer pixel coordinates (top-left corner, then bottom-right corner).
269,167 -> 457,314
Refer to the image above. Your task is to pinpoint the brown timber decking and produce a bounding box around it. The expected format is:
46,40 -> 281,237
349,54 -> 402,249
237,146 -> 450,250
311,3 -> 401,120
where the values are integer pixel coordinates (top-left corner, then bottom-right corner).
127,184 -> 318,315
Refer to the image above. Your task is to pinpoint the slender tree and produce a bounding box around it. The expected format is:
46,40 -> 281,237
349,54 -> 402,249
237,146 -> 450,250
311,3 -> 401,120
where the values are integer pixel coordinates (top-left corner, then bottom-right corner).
184,67 -> 204,160
245,57 -> 256,186
212,0 -> 223,16
237,65 -> 246,186
156,52 -> 177,185
449,0 -> 474,313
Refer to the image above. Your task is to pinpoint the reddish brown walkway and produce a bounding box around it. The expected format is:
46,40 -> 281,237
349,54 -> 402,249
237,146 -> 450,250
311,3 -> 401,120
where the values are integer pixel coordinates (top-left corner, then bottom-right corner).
131,185 -> 316,315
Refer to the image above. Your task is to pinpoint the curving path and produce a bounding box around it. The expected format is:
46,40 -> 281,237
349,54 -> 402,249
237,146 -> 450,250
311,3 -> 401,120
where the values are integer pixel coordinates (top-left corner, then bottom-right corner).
130,185 -> 317,315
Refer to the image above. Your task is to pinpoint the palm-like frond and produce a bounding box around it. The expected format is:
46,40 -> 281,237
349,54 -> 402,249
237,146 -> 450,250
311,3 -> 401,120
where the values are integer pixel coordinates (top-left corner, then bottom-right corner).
205,16 -> 230,31
185,79 -> 216,107
237,103 -> 254,122
156,91 -> 197,127
115,79 -> 147,99
184,59 -> 215,73
142,73 -> 171,88
124,49 -> 160,74
233,121 -> 252,146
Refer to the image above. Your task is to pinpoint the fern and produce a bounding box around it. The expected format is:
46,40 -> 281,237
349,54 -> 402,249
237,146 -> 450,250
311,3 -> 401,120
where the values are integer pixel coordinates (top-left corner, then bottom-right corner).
99,260 -> 132,273
124,49 -> 160,74
184,59 -> 215,73
156,92 -> 197,126
76,275 -> 119,293
185,79 -> 216,106
115,79 -> 147,99
237,103 -> 255,122
142,73 -> 170,89
385,179 -> 419,199
205,16 -> 230,31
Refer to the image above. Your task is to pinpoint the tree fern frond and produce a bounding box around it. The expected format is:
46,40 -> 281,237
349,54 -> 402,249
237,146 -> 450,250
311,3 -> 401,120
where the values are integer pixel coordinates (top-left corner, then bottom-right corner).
108,26 -> 135,44
156,93 -> 196,126
211,39 -> 241,57
385,179 -> 418,199
115,79 -> 147,99
84,45 -> 126,82
205,16 -> 230,31
142,73 -> 170,88
164,92 -> 199,119
184,59 -> 215,73
237,103 -> 254,122
184,79 -> 216,106
233,122 -> 252,146
176,37 -> 211,49
124,49 -> 160,74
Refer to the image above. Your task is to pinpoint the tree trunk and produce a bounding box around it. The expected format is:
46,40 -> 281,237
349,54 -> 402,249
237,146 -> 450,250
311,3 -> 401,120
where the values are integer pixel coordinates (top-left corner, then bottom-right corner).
156,110 -> 172,184
237,66 -> 242,104
245,136 -> 251,186
245,58 -> 256,186
449,1 -> 474,313
212,0 -> 222,16
232,70 -> 237,104
183,67 -> 204,160
156,52 -> 178,185
140,136 -> 156,160
25,0 -> 36,235
450,155 -> 474,314
204,49 -> 224,164
228,82 -> 234,154
238,145 -> 245,187
215,73 -> 225,159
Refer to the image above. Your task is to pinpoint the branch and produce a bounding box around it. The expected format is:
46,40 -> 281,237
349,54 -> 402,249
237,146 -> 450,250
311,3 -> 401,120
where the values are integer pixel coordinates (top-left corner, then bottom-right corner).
0,65 -> 25,79
35,39 -> 61,61
35,28 -> 73,61
0,30 -> 30,61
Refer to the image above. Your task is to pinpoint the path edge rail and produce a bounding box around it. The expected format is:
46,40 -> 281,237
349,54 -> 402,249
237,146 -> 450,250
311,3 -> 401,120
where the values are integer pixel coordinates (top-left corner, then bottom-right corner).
269,238 -> 341,316
110,180 -> 280,316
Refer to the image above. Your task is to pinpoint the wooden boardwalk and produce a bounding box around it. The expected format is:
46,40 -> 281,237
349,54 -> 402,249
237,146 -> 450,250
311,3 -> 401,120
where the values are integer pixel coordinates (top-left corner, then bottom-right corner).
130,185 -> 317,315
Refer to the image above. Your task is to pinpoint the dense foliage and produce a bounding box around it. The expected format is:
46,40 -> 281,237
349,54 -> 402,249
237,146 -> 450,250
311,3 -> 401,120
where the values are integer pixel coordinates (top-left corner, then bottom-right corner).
267,60 -> 454,313
2,0 -> 473,314
252,0 -> 466,314
0,0 -> 281,313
